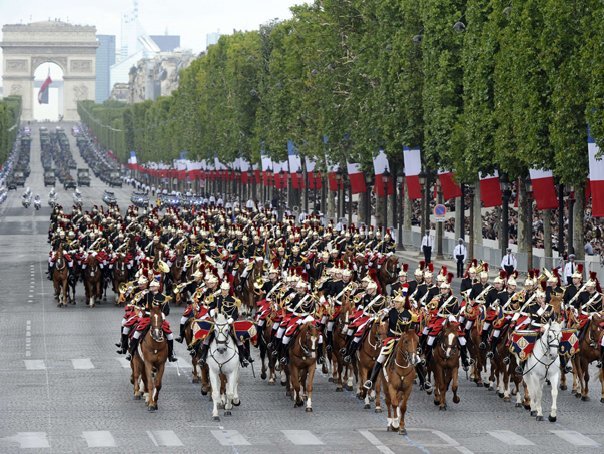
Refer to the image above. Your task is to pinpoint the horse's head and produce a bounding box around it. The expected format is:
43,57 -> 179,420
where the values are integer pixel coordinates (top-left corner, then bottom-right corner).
150,304 -> 165,343
589,315 -> 604,344
213,312 -> 231,354
398,330 -> 421,366
441,320 -> 460,359
299,322 -> 318,358
541,321 -> 562,357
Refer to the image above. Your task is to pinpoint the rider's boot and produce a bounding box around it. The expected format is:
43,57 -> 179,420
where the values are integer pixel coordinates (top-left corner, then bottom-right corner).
197,343 -> 210,365
244,341 -> 254,363
325,330 -> 333,353
479,329 -> 489,350
344,340 -> 359,363
317,342 -> 324,364
597,345 -> 604,368
237,344 -> 249,367
126,336 -> 140,362
175,323 -> 185,343
279,343 -> 290,365
340,334 -> 353,357
487,336 -> 499,359
460,344 -> 472,371
167,339 -> 177,362
47,264 -> 53,280
363,361 -> 383,390
116,333 -> 129,354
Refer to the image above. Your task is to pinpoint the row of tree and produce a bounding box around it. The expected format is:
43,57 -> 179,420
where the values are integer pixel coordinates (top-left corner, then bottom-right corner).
78,0 -> 604,259
0,96 -> 22,165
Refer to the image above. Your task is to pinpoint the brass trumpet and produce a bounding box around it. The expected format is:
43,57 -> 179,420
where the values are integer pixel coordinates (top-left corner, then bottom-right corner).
119,280 -> 137,295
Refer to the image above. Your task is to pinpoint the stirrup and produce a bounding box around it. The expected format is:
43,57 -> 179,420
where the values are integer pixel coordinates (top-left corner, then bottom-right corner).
479,342 -> 487,350
503,356 -> 510,364
486,351 -> 494,359
564,366 -> 572,373
280,356 -> 289,365
423,381 -> 433,392
344,355 -> 352,364
168,356 -> 178,362
363,380 -> 373,390
515,365 -> 523,375
175,337 -> 184,343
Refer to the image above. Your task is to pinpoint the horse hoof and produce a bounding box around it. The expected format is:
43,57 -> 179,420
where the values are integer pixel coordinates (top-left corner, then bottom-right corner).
294,401 -> 303,408
560,384 -> 567,391
453,396 -> 460,404
192,378 -> 200,384
233,399 -> 241,407
434,400 -> 439,406
581,396 -> 590,402
212,416 -> 220,422
483,382 -> 489,388
399,428 -> 407,436
148,406 -> 156,412
375,408 -> 382,414
224,411 -> 232,416
439,406 -> 447,411
488,386 -> 494,391
134,395 -> 141,400
575,392 -> 581,398
364,404 -> 371,410
328,377 -> 334,383
530,411 -> 537,417
536,415 -> 544,422
498,392 -> 504,398
346,385 -> 354,392
281,381 -> 286,387
600,398 -> 604,404
306,407 -> 313,413
201,390 -> 208,396
504,397 -> 511,403
336,387 -> 343,393
515,403 -> 521,408
261,373 -> 267,380
548,415 -> 557,422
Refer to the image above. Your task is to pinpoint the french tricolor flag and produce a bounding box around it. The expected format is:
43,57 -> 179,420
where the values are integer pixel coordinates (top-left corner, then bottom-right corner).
306,157 -> 321,190
287,140 -> 302,189
438,169 -> 462,200
588,135 -> 604,217
373,149 -> 394,197
128,151 -> 138,170
403,147 -> 422,199
529,168 -> 558,210
347,162 -> 366,194
479,171 -> 503,207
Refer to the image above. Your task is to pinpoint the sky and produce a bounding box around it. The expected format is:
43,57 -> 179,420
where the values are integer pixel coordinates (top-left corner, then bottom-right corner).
0,0 -> 304,84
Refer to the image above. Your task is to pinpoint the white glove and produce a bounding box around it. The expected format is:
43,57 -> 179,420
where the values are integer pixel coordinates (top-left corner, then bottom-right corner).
210,309 -> 216,317
227,317 -> 234,324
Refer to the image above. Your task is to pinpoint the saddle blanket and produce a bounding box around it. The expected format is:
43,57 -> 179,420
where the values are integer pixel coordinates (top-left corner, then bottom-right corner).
509,330 -> 538,361
193,319 -> 214,341
559,328 -> 580,357
234,320 -> 257,344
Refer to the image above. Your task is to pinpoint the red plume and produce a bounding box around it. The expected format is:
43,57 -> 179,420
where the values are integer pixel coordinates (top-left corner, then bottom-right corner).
419,260 -> 425,270
428,263 -> 434,273
441,265 -> 447,276
499,270 -> 507,280
577,264 -> 584,274
403,263 -> 409,272
447,272 -> 454,284
482,262 -> 489,272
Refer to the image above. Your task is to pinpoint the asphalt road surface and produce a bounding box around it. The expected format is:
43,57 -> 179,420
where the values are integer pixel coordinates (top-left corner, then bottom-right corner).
0,122 -> 602,454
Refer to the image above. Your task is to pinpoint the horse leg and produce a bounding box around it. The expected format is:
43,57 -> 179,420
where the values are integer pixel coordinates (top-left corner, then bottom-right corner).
201,364 -> 210,395
209,367 -> 221,421
581,357 -> 590,401
374,376 -> 383,413
346,365 -> 354,391
388,387 -> 400,430
335,358 -> 344,392
290,366 -> 303,407
559,360 -> 567,390
306,365 -> 316,412
549,372 -> 560,422
452,366 -> 460,404
224,374 -> 235,415
599,367 -> 604,403
398,387 -> 412,435
383,383 -> 394,430
259,338 -> 267,381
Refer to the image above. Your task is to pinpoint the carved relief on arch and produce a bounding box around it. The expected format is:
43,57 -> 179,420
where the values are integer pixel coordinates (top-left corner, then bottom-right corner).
5,59 -> 29,72
9,84 -> 22,96
31,56 -> 67,73
70,59 -> 92,73
73,84 -> 89,100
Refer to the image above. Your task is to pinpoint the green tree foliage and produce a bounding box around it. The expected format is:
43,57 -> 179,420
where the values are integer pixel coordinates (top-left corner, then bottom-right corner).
0,96 -> 22,164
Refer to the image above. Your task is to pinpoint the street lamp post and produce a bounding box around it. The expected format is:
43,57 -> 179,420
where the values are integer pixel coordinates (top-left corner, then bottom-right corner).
398,175 -> 405,250
248,169 -> 254,202
526,179 -> 534,269
500,174 -> 512,256
418,171 -> 427,240
336,169 -> 343,222
467,184 -> 475,261
557,183 -> 564,255
347,175 -> 353,228
436,178 -> 443,260
382,169 -> 390,234
567,186 -> 575,255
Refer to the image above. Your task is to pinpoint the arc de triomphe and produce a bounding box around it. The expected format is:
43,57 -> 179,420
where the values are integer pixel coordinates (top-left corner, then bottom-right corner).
1,21 -> 98,121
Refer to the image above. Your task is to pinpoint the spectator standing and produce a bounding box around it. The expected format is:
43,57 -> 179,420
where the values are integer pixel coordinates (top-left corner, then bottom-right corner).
585,240 -> 594,256
563,254 -> 577,285
421,232 -> 433,264
500,248 -> 517,276
453,239 -> 467,278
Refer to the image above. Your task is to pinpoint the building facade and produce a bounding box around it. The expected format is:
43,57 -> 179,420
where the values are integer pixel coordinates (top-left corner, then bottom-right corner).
95,35 -> 116,103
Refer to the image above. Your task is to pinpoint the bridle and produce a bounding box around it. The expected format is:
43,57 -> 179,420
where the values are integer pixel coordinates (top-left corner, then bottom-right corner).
295,324 -> 317,360
150,309 -> 165,343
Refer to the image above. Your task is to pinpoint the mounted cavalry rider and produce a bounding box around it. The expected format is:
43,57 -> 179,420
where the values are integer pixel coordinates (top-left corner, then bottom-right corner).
255,264 -> 282,334
116,275 -> 149,355
195,281 -> 253,367
323,268 -> 354,353
479,269 -> 503,350
487,275 -> 519,360
124,279 -> 177,363
363,293 -> 414,390
513,287 -> 556,375
424,273 -> 472,370
563,265 -> 584,311
174,269 -> 205,343
390,264 -> 409,297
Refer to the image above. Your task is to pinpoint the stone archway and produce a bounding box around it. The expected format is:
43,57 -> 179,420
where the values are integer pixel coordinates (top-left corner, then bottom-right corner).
1,20 -> 98,121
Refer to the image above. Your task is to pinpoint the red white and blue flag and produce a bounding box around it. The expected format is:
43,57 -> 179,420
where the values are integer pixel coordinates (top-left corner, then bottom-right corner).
529,168 -> 558,210
403,147 -> 422,199
346,162 -> 366,194
588,134 -> 604,217
38,71 -> 52,104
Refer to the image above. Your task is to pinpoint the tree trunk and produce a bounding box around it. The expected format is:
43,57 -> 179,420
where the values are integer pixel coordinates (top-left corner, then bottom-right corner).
517,181 -> 531,270
543,209 -> 552,269
455,196 -> 463,241
573,186 -> 585,260
473,183 -> 482,246
327,190 -> 336,222
376,195 -> 386,230
403,185 -> 412,230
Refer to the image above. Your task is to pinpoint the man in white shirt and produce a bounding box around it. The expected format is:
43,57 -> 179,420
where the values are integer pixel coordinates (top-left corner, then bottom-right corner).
500,248 -> 517,276
563,254 -> 577,285
246,198 -> 256,210
421,232 -> 433,264
453,238 -> 467,278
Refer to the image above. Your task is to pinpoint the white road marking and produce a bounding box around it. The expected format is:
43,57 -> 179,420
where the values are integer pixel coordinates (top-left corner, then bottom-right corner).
358,430 -> 396,454
82,431 -> 116,448
71,358 -> 94,369
211,430 -> 251,446
24,359 -> 45,370
146,430 -> 183,447
6,432 -> 50,448
550,430 -> 599,447
488,430 -> 534,445
281,430 -> 324,445
116,358 -> 130,368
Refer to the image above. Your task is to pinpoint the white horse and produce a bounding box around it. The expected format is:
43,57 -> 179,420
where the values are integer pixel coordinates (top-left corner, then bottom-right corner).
523,321 -> 562,422
207,313 -> 240,421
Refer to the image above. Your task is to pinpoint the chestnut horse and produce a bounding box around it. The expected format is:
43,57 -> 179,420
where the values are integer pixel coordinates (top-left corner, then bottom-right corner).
380,329 -> 421,434
330,298 -> 355,392
377,255 -> 398,293
238,258 -> 264,315
170,245 -> 186,292
430,320 -> 462,410
131,304 -> 168,411
356,315 -> 386,411
83,255 -> 102,308
112,253 -> 129,304
52,248 -> 69,307
572,314 -> 604,403
285,321 -> 318,412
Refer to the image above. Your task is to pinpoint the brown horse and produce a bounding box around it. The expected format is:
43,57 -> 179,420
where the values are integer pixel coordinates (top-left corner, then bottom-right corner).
170,245 -> 186,292
430,320 -> 462,410
131,304 -> 168,411
83,255 -> 102,308
52,248 -> 69,307
377,255 -> 398,293
112,253 -> 129,304
488,324 -> 529,406
572,314 -> 604,402
238,258 -> 264,315
258,312 -> 280,385
330,299 -> 355,392
356,315 -> 386,411
380,329 -> 421,434
467,318 -> 488,387
285,321 -> 318,411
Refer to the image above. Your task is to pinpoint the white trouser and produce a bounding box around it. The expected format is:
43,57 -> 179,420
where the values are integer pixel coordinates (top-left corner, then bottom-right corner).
327,321 -> 334,332
482,322 -> 491,332
257,319 -> 265,328
180,316 -> 188,325
272,321 -> 280,330
427,335 -> 436,347
492,329 -> 501,339
276,327 -> 286,339
458,336 -> 467,346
